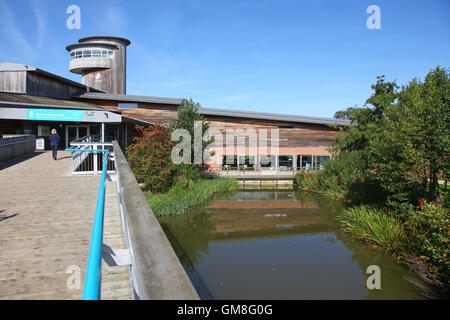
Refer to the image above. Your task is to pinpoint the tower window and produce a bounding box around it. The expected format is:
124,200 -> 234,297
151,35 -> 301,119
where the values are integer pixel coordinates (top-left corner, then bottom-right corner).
118,103 -> 138,110
82,50 -> 91,58
92,50 -> 101,57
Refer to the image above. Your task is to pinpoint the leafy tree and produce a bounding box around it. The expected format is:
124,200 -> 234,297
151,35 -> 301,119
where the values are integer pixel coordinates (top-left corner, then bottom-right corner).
169,98 -> 214,177
325,68 -> 449,208
393,66 -> 450,201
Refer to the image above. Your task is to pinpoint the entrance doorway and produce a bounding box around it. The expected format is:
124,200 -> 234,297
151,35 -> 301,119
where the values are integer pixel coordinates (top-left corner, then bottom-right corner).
65,125 -> 99,148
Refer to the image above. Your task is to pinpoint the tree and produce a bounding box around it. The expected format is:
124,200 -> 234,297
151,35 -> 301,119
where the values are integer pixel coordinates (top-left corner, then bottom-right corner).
169,98 -> 214,176
393,66 -> 450,201
330,67 -> 449,208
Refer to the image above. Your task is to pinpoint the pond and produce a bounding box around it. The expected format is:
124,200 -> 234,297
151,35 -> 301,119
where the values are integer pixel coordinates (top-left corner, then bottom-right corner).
158,189 -> 427,299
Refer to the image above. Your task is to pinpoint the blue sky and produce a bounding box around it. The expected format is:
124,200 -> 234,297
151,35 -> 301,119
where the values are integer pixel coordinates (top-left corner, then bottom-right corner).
0,0 -> 449,118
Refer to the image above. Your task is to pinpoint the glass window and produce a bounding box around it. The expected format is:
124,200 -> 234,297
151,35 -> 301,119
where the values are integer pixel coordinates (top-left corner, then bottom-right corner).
222,155 -> 238,170
92,50 -> 101,57
316,155 -> 331,170
75,51 -> 82,58
101,50 -> 108,57
260,155 -> 276,170
238,155 -> 256,171
70,52 -> 75,60
118,103 -> 138,110
301,155 -> 313,170
278,155 -> 293,171
82,50 -> 91,58
108,51 -> 114,58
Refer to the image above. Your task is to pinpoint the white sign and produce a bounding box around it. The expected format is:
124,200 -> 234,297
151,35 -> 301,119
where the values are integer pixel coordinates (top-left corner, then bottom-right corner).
35,138 -> 45,150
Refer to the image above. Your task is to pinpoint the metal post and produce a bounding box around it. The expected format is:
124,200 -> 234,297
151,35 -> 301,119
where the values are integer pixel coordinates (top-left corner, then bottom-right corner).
93,145 -> 98,175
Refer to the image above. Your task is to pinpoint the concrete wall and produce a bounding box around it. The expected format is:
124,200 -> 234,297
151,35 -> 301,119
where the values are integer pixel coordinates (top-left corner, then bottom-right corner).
0,135 -> 35,163
113,141 -> 199,300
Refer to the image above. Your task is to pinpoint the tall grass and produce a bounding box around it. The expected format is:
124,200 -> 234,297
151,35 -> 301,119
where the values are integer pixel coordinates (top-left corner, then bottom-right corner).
336,205 -> 407,252
147,178 -> 238,216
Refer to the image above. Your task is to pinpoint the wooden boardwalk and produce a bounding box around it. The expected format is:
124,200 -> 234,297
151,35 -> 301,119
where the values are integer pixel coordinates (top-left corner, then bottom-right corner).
0,151 -> 131,300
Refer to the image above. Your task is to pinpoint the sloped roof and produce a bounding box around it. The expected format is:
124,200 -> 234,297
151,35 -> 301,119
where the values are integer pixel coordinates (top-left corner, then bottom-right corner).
0,92 -> 116,112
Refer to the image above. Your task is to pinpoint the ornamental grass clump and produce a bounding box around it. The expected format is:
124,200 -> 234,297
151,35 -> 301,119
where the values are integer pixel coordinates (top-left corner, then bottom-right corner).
336,205 -> 407,253
148,178 -> 238,216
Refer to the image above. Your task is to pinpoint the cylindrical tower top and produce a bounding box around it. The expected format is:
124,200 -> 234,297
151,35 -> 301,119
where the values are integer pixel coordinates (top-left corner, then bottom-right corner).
66,36 -> 131,95
78,36 -> 131,46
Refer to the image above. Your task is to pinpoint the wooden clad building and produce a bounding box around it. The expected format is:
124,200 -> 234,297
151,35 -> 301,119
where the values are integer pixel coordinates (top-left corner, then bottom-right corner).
73,92 -> 349,172
0,36 -> 350,172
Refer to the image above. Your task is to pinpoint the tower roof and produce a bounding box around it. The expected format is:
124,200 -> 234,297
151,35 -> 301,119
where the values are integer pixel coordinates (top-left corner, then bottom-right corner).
79,36 -> 131,46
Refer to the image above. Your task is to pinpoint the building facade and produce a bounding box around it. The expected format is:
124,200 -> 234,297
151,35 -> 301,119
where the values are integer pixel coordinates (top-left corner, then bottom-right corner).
0,36 -> 349,171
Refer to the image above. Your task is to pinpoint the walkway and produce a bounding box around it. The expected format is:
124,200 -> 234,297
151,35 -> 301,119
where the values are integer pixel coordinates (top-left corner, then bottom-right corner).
0,151 -> 131,299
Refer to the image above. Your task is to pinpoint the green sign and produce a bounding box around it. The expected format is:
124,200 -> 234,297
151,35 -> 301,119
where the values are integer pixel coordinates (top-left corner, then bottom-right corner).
27,109 -> 84,122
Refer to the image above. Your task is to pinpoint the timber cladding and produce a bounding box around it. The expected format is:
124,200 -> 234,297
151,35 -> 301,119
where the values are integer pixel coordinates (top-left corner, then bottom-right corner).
82,99 -> 179,124
206,119 -> 338,148
82,99 -> 339,148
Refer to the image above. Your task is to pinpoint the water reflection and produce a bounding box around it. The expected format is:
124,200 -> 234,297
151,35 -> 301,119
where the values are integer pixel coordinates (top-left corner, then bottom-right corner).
158,190 -> 427,300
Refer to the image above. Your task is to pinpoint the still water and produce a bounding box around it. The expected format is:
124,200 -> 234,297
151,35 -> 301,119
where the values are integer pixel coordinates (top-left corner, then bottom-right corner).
158,190 -> 427,299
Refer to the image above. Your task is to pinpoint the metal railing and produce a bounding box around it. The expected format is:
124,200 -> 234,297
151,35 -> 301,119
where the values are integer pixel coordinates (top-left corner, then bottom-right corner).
201,165 -> 321,179
84,150 -> 109,300
66,137 -> 115,299
64,149 -> 110,300
69,135 -> 115,175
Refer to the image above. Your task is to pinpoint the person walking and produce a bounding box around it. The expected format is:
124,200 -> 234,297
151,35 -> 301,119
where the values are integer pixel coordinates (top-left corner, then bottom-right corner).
49,129 -> 60,160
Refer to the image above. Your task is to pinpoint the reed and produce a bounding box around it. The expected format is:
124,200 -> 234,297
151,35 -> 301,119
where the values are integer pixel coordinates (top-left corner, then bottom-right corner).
147,178 -> 239,216
336,205 -> 407,252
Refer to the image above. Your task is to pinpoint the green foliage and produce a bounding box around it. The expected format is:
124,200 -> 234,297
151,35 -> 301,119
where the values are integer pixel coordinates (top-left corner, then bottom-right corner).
126,124 -> 176,193
337,202 -> 449,285
324,67 -> 449,283
175,163 -> 202,181
147,178 -> 239,216
404,201 -> 450,282
328,67 -> 450,209
169,98 -> 214,165
336,205 -> 407,252
169,98 -> 216,182
294,170 -> 318,190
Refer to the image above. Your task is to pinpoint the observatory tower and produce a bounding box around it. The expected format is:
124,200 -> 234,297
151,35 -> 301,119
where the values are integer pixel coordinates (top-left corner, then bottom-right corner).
66,36 -> 131,95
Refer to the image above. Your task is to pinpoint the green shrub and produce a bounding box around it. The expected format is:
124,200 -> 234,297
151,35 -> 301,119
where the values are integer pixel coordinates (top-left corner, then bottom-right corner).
405,201 -> 450,281
294,161 -> 347,200
294,170 -> 318,190
175,163 -> 202,182
127,125 -> 176,193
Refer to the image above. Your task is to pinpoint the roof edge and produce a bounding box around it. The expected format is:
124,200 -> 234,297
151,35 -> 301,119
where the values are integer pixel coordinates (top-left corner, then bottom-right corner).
198,107 -> 351,126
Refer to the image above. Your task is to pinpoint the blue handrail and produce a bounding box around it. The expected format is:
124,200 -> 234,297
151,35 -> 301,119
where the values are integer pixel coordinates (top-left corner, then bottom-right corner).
66,148 -> 109,300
